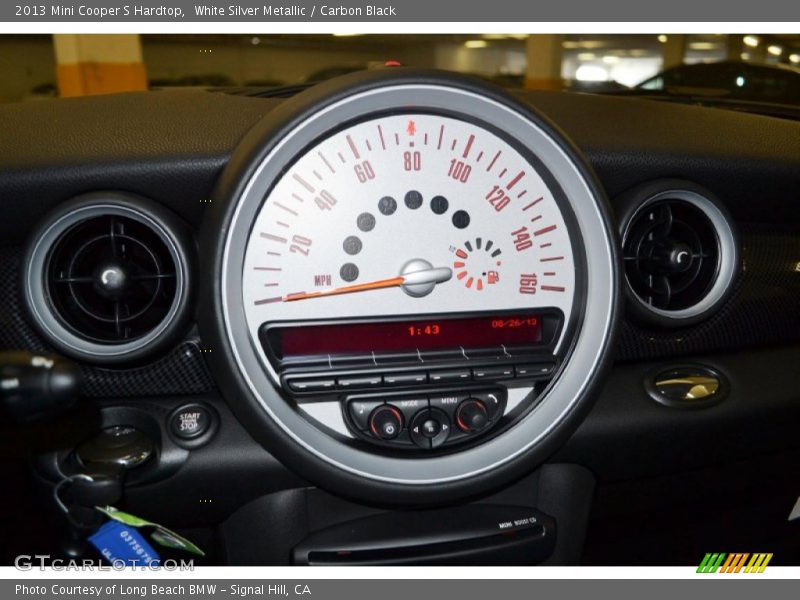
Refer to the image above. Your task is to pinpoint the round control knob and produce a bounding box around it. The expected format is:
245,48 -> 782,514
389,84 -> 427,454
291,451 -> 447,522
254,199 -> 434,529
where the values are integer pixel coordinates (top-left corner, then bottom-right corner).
369,405 -> 403,440
456,399 -> 489,433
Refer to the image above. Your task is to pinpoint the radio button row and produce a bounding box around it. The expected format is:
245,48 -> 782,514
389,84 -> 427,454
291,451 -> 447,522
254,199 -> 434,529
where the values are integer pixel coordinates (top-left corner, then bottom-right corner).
383,372 -> 427,386
473,365 -> 514,380
349,390 -> 505,448
289,361 -> 555,394
338,374 -> 382,389
515,363 -> 555,378
429,369 -> 472,384
287,378 -> 336,393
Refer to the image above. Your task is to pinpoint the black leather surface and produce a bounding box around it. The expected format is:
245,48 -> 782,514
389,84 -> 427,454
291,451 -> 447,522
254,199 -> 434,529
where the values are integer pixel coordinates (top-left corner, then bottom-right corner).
556,344 -> 800,483
517,90 -> 800,224
1,88 -> 799,248
0,90 -> 277,245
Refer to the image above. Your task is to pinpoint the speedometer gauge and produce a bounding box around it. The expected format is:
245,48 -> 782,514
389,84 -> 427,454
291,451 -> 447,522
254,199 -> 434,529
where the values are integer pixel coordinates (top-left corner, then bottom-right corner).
203,70 -> 619,504
244,113 -> 576,348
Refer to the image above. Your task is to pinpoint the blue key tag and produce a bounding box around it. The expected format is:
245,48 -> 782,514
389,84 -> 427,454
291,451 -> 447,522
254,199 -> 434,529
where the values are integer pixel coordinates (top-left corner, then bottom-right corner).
88,520 -> 161,566
96,505 -> 205,556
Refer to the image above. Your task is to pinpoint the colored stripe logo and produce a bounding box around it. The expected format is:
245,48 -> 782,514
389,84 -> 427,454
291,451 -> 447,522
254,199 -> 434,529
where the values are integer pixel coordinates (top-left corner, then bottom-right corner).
697,552 -> 773,573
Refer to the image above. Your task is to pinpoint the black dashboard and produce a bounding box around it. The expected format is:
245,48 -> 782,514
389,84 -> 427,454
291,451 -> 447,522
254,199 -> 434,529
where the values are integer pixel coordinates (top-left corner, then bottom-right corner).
1,70 -> 799,565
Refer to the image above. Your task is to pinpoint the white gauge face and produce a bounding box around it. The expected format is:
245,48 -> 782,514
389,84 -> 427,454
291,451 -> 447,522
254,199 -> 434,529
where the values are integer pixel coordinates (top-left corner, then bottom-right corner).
243,113 -> 577,370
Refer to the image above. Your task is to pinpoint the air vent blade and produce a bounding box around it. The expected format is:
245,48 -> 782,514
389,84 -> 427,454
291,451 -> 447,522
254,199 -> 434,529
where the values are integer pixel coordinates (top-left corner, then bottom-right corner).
648,203 -> 674,238
649,274 -> 672,308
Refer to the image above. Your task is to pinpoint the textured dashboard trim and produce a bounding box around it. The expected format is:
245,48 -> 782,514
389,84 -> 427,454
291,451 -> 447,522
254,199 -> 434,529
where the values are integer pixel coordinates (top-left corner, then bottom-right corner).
0,247 -> 216,398
616,226 -> 800,361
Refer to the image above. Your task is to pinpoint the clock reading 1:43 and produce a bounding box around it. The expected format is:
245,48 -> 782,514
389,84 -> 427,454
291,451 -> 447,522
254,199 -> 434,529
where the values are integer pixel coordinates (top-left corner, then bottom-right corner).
409,324 -> 441,336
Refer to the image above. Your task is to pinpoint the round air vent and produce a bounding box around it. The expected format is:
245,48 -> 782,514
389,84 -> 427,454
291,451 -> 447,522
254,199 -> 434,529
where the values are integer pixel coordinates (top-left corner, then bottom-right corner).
619,180 -> 739,327
23,192 -> 193,364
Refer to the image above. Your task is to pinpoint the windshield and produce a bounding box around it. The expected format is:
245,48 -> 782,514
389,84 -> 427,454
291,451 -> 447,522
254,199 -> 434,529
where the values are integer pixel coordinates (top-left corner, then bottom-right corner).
2,33 -> 798,110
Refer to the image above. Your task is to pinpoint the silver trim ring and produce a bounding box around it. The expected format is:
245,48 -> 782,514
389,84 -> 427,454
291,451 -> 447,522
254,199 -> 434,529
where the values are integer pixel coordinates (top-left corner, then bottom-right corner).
220,83 -> 617,485
622,188 -> 738,321
24,202 -> 187,360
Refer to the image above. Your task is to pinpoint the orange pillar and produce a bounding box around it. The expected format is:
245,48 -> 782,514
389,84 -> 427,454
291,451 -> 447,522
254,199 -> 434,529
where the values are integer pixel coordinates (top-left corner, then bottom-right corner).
525,35 -> 564,90
53,34 -> 148,97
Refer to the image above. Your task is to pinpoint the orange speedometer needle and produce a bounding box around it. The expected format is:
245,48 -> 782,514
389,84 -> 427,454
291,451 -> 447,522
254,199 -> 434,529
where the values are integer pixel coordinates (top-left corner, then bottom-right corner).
284,276 -> 405,302
283,264 -> 452,302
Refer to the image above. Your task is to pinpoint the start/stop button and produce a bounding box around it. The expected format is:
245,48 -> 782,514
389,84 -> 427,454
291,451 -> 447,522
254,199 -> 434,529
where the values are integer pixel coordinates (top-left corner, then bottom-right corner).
168,403 -> 214,442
